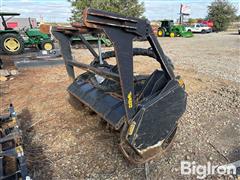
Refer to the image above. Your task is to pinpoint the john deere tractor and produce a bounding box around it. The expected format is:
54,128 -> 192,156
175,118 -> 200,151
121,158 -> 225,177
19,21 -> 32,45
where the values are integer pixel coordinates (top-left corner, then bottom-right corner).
0,12 -> 54,55
70,34 -> 112,48
157,20 -> 193,38
23,18 -> 54,51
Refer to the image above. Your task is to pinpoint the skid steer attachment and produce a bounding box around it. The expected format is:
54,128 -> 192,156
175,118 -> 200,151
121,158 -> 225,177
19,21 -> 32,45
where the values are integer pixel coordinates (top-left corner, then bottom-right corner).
0,104 -> 30,179
52,8 -> 187,164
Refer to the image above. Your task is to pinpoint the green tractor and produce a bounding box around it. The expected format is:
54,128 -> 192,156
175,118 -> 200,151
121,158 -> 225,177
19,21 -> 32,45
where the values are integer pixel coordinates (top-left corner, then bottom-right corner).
157,20 -> 193,38
24,18 -> 54,51
70,34 -> 112,48
0,12 -> 54,55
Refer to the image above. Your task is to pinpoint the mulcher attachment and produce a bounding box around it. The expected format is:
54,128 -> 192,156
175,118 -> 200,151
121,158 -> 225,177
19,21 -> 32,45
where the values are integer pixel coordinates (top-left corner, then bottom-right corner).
0,104 -> 30,179
52,8 -> 187,164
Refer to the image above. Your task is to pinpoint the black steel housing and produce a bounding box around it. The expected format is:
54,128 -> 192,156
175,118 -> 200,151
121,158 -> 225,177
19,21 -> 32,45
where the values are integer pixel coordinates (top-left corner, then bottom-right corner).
52,8 -> 187,163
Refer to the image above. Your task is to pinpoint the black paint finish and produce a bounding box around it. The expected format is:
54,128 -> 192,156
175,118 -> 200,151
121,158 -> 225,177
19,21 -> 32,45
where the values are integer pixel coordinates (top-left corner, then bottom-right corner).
52,8 -> 187,160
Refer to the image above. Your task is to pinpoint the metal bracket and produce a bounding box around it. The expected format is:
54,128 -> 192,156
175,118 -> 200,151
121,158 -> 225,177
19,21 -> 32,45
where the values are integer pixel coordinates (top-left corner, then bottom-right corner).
52,8 -> 176,121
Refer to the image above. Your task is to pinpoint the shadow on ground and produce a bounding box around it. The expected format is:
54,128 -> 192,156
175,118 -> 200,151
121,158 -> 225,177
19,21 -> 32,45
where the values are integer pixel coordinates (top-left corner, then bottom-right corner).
227,32 -> 240,35
18,108 -> 54,180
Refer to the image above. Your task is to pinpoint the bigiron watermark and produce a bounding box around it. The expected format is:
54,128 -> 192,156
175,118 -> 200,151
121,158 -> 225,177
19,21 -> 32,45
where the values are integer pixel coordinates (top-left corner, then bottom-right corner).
180,160 -> 240,179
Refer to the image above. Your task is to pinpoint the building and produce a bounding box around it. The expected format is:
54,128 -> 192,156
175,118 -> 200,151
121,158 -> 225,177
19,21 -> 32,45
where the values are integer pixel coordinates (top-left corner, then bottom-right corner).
0,18 -> 37,30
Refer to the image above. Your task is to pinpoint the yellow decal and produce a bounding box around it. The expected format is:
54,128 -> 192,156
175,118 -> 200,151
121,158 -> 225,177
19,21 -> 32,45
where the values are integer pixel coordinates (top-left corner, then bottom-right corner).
16,146 -> 23,152
127,121 -> 136,136
12,117 -> 17,124
178,78 -> 185,87
16,146 -> 24,157
127,92 -> 133,109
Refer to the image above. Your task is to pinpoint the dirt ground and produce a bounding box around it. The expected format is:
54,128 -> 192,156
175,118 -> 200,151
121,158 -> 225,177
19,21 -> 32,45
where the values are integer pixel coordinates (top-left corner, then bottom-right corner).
0,32 -> 239,180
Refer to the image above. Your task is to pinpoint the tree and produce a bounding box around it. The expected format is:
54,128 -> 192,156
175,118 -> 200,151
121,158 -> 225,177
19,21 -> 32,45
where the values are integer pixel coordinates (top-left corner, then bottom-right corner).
207,0 -> 237,31
188,18 -> 198,24
69,0 -> 145,22
234,15 -> 240,22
